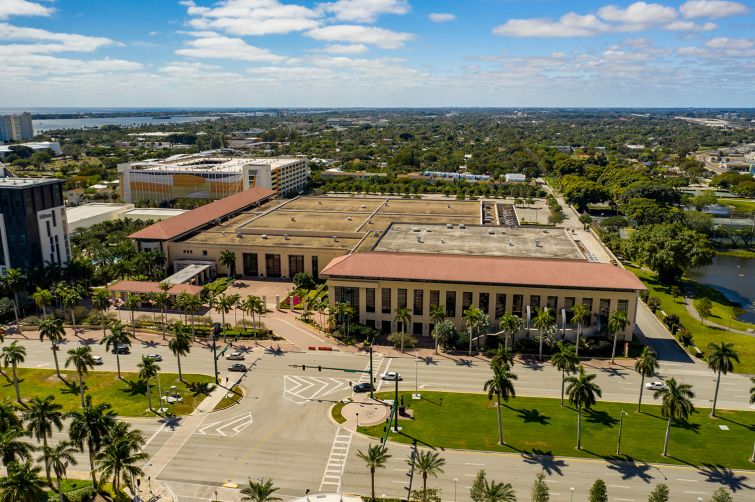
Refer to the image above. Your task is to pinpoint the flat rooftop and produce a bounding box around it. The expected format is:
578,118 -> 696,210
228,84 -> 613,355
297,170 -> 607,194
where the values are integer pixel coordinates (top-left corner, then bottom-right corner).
0,177 -> 62,188
67,203 -> 133,222
127,154 -> 304,172
373,223 -> 585,260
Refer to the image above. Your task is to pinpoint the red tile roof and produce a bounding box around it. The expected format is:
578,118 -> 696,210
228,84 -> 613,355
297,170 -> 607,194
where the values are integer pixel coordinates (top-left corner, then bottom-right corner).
129,187 -> 276,241
107,280 -> 203,296
321,253 -> 646,291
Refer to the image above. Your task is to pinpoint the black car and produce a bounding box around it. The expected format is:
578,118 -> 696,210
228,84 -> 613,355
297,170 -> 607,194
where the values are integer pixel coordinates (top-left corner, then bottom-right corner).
111,345 -> 130,355
228,363 -> 247,372
353,382 -> 375,393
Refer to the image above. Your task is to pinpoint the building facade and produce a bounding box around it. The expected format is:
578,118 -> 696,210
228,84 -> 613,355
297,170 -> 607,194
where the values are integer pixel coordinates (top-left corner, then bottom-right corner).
0,177 -> 70,273
0,113 -> 34,142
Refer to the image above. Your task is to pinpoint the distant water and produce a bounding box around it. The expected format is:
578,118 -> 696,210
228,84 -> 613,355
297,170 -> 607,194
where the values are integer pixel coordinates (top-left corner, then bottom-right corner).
687,255 -> 755,324
32,115 -> 219,133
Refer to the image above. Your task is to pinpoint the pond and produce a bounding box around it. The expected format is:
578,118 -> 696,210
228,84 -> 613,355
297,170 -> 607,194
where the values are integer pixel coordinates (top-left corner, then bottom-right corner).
687,254 -> 755,324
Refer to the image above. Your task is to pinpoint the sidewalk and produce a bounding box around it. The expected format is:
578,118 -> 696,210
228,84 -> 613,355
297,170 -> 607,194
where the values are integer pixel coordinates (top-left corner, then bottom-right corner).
683,297 -> 755,337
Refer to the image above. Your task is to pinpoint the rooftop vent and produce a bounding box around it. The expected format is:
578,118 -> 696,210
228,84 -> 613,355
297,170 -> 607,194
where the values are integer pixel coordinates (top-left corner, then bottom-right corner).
416,235 -> 422,243
535,239 -> 541,247
332,235 -> 338,242
488,230 -> 495,235
347,216 -> 352,221
290,216 -> 295,222
360,204 -> 366,209
412,227 -> 420,232
459,223 -> 466,229
446,224 -> 453,229
284,234 -> 289,240
508,240 -> 513,246
261,234 -> 268,239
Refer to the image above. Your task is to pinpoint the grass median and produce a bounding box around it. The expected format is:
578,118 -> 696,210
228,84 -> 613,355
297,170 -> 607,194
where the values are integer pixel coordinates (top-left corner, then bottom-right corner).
0,368 -> 214,416
360,391 -> 755,470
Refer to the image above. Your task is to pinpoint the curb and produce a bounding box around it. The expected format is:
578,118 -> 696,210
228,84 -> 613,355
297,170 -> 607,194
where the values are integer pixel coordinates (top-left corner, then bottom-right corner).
210,385 -> 246,413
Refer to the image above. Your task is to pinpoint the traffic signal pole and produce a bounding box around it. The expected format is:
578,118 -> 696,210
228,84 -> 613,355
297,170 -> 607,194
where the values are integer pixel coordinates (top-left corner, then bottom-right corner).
212,323 -> 221,385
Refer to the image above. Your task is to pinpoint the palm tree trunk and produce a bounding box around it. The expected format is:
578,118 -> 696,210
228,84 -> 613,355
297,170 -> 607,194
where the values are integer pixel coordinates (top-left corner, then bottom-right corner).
496,393 -> 503,445
560,369 -> 565,406
79,371 -> 85,407
637,373 -> 645,412
88,441 -> 97,488
577,405 -> 582,450
12,363 -> 20,403
161,307 -> 165,340
58,474 -> 64,502
575,323 -> 581,357
423,472 -> 428,496
434,328 -> 439,355
102,309 -> 107,338
116,353 -> 122,379
221,310 -> 226,342
370,467 -> 376,501
177,353 -> 183,382
42,304 -> 47,318
71,308 -> 77,334
468,325 -> 472,356
13,293 -> 20,325
130,309 -> 135,337
43,436 -> 51,484
611,332 -> 618,364
662,417 -> 671,456
147,381 -> 152,410
52,344 -> 61,378
538,330 -> 544,360
711,369 -> 721,417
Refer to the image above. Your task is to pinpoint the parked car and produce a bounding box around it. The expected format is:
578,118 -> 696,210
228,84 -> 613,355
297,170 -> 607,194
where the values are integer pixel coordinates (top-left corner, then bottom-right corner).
226,351 -> 245,360
228,363 -> 247,372
92,356 -> 104,365
380,371 -> 402,381
111,344 -> 130,355
645,381 -> 667,391
145,354 -> 162,362
353,382 -> 375,393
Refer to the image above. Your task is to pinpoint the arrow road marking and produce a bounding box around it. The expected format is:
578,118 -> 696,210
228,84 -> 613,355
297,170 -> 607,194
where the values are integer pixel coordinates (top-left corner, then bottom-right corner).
195,412 -> 253,437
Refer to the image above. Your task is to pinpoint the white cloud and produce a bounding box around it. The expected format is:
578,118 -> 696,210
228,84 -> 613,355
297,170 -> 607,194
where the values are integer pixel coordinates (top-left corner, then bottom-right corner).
493,13 -> 608,38
306,24 -> 414,49
665,20 -> 716,30
680,1 -> 749,19
0,0 -> 53,20
597,2 -> 677,24
320,0 -> 409,23
175,33 -> 287,62
184,0 -> 320,36
0,22 -> 113,52
705,37 -> 753,49
321,43 -> 369,54
429,13 -> 456,23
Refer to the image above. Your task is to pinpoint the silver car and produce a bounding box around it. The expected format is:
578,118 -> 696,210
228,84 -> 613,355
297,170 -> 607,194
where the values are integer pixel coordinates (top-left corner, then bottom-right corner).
226,351 -> 245,361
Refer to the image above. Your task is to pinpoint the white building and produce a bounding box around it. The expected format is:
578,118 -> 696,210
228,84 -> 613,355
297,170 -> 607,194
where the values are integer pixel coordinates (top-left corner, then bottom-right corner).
0,113 -> 34,142
117,152 -> 309,203
505,173 -> 527,182
66,203 -> 186,233
0,141 -> 61,159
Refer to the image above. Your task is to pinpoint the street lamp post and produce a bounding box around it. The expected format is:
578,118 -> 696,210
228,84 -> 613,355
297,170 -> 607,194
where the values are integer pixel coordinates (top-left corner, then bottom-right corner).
570,487 -> 575,502
393,374 -> 400,432
617,410 -> 628,455
453,478 -> 458,502
369,339 -> 374,399
212,322 -> 221,384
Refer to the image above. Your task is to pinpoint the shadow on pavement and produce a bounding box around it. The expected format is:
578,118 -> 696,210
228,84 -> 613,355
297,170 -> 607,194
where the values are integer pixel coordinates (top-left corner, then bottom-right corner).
698,464 -> 753,492
521,449 -> 567,475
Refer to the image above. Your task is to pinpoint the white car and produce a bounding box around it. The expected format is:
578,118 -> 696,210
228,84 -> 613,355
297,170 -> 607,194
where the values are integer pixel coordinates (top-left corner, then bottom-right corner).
380,371 -> 402,381
226,351 -> 245,361
645,381 -> 667,391
145,354 -> 162,362
92,356 -> 104,365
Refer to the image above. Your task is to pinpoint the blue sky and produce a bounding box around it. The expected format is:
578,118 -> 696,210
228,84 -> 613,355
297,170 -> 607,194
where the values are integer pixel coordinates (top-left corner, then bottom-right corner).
1,0 -> 754,107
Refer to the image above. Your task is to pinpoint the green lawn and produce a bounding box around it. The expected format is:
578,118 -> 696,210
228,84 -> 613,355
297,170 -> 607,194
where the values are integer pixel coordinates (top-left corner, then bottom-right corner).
0,368 -> 214,416
361,392 -> 755,470
727,199 -> 755,213
213,385 -> 243,411
627,265 -> 755,373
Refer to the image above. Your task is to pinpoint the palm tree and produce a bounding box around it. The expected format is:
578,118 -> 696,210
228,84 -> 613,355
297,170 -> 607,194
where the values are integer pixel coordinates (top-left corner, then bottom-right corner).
94,428 -> 148,494
138,355 -> 160,411
484,361 -> 517,445
91,288 -> 111,337
65,346 -> 95,407
532,308 -> 555,360
156,282 -> 172,339
100,321 -> 131,379
240,477 -> 282,502
480,479 -> 516,502
38,318 -> 65,378
31,287 -> 53,318
463,305 -> 484,356
23,395 -> 63,483
634,346 -> 659,412
183,293 -> 203,337
491,343 -> 515,368
0,427 -> 34,467
0,399 -> 21,434
429,304 -> 445,354
42,440 -> 78,502
219,249 -> 237,278
393,305 -> 412,352
498,313 -> 523,351
706,341 -> 739,417
551,342 -> 578,406
169,323 -> 192,382
60,288 -> 82,334
124,293 -> 141,337
750,377 -> 755,405
408,449 -> 446,498
0,460 -> 46,502
608,310 -> 629,364
565,365 -> 602,450
1,342 -> 26,403
213,294 -> 236,337
241,295 -> 261,334
356,443 -> 391,501
571,303 -> 590,357
67,396 -> 116,488
3,268 -> 26,324
654,378 -> 695,456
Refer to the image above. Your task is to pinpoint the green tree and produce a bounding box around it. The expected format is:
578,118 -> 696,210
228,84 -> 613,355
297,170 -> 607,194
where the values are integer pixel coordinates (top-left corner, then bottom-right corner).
91,288 -> 111,337
0,460 -> 46,502
654,378 -> 695,456
94,424 -> 147,494
31,287 -> 53,318
39,318 -> 65,378
463,305 -> 484,356
2,268 -> 26,325
728,305 -> 745,331
219,249 -> 237,277
570,303 -> 589,358
634,346 -> 659,412
42,440 -> 78,502
1,342 -> 26,403
182,293 -> 203,337
240,478 -> 282,502
100,320 -> 131,379
67,396 -> 116,488
0,399 -> 22,434
124,293 -> 141,337
213,294 -> 236,337
608,310 -> 628,364
498,313 -> 523,351
0,427 -> 34,467
566,366 -> 602,450
23,395 -> 63,483
588,479 -> 607,502
560,177 -> 610,211
694,298 -> 712,325
530,471 -> 549,502
532,308 -> 554,360
647,483 -> 669,502
394,306 -> 412,352
60,288 -> 82,334
408,449 -> 445,498
356,443 -> 391,501
710,487 -> 734,502
706,341 -> 739,417
154,286 -> 171,340
491,343 -> 515,368
484,361 -> 517,445
169,323 -> 192,382
480,478 -> 516,502
65,346 -> 95,407
470,470 -> 487,502
434,319 -> 456,352
551,342 -> 578,406
429,304 -> 445,354
138,355 -> 160,411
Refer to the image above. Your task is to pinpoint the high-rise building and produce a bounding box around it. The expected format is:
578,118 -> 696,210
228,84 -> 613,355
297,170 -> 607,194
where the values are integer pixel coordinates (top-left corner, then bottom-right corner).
0,175 -> 70,273
0,113 -> 34,142
117,153 -> 309,203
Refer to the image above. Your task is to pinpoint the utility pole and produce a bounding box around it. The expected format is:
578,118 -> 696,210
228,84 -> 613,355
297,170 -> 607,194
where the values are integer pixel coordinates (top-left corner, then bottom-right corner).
369,340 -> 374,399
212,322 -> 221,385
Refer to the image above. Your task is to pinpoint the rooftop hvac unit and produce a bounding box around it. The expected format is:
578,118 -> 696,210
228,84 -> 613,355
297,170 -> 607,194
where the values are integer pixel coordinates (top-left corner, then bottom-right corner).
535,240 -> 541,247
290,216 -> 295,222
488,230 -> 495,235
360,204 -> 366,209
284,234 -> 289,240
347,216 -> 352,221
412,227 -> 420,232
261,234 -> 268,239
446,224 -> 453,229
508,240 -> 513,246
416,236 -> 422,243
459,224 -> 466,229
332,235 -> 338,242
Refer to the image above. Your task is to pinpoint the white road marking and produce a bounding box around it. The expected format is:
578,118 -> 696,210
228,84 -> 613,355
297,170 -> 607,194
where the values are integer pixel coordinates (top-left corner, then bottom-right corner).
283,375 -> 350,405
676,478 -> 698,482
465,462 -> 485,466
319,428 -> 353,492
195,412 -> 253,437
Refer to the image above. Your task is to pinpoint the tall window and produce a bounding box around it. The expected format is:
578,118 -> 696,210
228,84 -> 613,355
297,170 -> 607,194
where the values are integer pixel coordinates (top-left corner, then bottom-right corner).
429,290 -> 440,308
366,288 -> 375,313
582,298 -> 593,325
335,287 -> 359,310
265,254 -> 281,277
381,288 -> 392,314
462,291 -> 473,313
413,289 -> 424,316
530,295 -> 540,310
479,293 -> 489,315
446,291 -> 456,318
311,256 -> 319,280
512,294 -> 523,317
547,296 -> 558,313
288,255 -> 304,275
564,297 -> 575,322
617,299 -> 628,313
495,294 -> 506,319
397,289 -> 407,309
